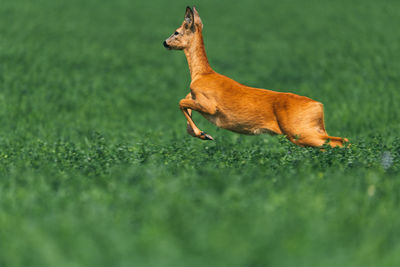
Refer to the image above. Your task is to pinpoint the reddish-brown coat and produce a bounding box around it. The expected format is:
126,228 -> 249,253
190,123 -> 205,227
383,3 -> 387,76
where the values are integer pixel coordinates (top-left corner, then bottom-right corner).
165,7 -> 348,147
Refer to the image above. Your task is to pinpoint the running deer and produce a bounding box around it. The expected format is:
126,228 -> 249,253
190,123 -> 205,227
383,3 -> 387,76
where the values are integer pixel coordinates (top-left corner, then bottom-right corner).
163,6 -> 348,147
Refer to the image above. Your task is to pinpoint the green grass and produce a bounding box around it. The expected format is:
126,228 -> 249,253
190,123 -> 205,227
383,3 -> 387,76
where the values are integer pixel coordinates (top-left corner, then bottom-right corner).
1,0 -> 400,266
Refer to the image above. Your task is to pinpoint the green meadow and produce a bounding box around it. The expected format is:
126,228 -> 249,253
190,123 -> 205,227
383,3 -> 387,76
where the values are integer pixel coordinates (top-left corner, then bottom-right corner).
1,0 -> 400,266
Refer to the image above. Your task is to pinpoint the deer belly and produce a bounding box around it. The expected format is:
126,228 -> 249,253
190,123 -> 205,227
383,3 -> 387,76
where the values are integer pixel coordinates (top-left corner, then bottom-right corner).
200,112 -> 278,135
201,113 -> 223,127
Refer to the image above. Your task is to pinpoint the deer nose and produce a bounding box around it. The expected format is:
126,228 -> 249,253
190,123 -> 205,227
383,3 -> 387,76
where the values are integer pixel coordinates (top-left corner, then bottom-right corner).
163,41 -> 169,48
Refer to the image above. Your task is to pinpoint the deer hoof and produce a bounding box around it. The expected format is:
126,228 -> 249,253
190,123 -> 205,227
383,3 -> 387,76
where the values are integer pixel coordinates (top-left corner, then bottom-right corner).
200,131 -> 214,141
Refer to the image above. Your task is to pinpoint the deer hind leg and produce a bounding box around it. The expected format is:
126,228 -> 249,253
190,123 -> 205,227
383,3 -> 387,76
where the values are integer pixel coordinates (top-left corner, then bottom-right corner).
283,102 -> 348,148
290,120 -> 348,148
290,134 -> 348,148
179,94 -> 216,141
312,104 -> 348,147
321,135 -> 349,147
289,133 -> 347,148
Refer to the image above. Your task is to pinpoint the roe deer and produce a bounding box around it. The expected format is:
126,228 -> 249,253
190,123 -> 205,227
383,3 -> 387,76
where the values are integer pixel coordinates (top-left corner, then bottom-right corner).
163,6 -> 348,147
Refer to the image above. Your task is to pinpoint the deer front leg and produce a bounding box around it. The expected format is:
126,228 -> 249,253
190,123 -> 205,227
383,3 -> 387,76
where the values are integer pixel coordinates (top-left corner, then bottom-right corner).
179,97 -> 215,141
183,93 -> 196,137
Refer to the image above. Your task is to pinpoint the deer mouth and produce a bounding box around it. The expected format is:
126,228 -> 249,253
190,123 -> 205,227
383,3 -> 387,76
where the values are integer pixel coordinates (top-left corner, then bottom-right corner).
163,41 -> 171,49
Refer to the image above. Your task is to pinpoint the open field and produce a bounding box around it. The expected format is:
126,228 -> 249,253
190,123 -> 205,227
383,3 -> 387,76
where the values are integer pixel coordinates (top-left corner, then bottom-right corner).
1,0 -> 400,266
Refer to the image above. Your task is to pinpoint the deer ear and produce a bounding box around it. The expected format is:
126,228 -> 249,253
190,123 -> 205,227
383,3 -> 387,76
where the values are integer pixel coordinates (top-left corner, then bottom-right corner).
192,6 -> 203,28
184,6 -> 195,31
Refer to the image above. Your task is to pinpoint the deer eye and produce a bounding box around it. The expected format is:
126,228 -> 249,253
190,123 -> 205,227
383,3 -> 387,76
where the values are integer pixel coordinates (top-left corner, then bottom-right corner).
174,31 -> 179,36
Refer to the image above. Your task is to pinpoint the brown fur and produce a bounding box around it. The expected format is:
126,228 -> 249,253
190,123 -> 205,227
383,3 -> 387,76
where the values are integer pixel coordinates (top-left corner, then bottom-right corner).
164,6 -> 348,147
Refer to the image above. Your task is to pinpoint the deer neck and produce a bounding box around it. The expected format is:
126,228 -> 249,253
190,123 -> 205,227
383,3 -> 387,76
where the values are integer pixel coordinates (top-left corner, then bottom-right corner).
184,31 -> 213,81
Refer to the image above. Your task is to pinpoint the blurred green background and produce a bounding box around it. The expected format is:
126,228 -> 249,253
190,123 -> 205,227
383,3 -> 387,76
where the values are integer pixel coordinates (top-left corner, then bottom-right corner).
1,0 -> 400,266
